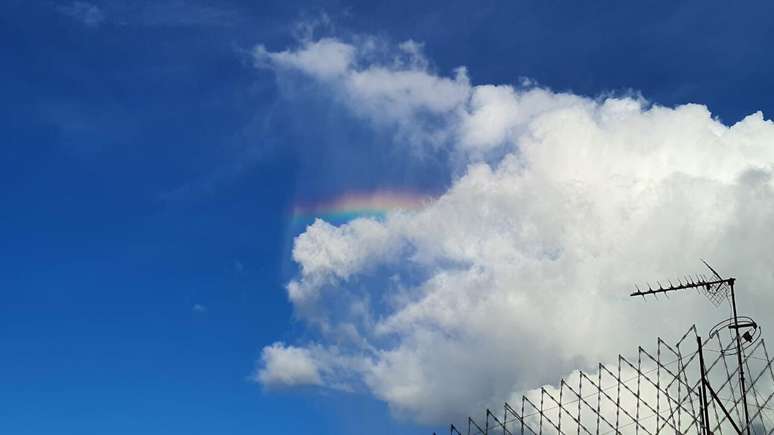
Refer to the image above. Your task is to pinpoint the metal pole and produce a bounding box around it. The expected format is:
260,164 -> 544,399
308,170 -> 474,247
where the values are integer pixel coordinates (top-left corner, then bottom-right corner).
729,280 -> 751,435
705,380 -> 744,435
698,336 -> 711,435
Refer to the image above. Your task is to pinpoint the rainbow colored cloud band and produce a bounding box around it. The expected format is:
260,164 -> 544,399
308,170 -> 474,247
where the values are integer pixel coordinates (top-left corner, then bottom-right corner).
292,191 -> 429,223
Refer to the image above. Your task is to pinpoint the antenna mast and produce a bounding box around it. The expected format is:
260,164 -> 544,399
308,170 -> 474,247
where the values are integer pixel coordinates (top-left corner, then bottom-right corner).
631,260 -> 752,435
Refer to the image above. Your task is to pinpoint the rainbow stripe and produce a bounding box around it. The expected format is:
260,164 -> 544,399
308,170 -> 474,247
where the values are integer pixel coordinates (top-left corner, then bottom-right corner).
291,191 -> 429,224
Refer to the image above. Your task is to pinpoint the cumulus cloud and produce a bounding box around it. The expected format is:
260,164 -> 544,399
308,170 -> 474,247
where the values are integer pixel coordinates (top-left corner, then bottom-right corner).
257,343 -> 323,388
255,36 -> 774,424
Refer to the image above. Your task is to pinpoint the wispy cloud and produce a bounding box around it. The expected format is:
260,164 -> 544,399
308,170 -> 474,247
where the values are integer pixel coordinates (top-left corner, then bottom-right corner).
192,304 -> 207,313
58,1 -> 105,27
134,1 -> 239,27
58,1 -> 242,28
103,1 -> 241,28
234,260 -> 245,273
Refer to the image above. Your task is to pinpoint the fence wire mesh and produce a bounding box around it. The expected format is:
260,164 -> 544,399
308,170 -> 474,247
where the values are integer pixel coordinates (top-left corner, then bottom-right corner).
444,326 -> 774,435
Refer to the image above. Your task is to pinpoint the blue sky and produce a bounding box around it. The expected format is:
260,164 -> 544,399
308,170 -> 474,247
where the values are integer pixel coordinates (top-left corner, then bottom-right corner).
3,1 -> 774,434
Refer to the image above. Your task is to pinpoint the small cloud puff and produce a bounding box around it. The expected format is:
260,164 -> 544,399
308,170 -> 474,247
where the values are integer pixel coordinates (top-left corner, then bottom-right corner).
256,343 -> 323,388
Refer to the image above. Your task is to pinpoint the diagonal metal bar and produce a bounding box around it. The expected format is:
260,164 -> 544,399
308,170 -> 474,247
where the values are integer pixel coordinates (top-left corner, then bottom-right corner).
581,368 -> 653,435
486,408 -> 512,435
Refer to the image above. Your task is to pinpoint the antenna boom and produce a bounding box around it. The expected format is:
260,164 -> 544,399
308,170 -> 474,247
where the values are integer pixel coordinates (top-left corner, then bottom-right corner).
630,277 -> 733,297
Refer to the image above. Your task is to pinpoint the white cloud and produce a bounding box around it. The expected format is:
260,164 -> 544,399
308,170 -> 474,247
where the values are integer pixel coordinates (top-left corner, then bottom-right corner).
255,38 -> 470,152
58,1 -> 105,27
257,343 -> 323,388
256,36 -> 774,425
255,38 -> 356,80
289,218 -> 401,306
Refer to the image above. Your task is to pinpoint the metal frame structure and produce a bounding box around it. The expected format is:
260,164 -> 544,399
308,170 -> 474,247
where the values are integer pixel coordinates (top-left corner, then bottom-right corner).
436,262 -> 772,435
438,325 -> 774,435
630,261 -> 756,433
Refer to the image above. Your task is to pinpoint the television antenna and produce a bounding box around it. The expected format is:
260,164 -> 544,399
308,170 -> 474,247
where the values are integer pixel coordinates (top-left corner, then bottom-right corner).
435,261 -> 771,435
630,260 -> 758,435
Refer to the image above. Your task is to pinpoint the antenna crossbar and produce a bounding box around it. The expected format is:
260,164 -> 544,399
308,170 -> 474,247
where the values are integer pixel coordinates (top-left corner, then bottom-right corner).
630,277 -> 734,298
